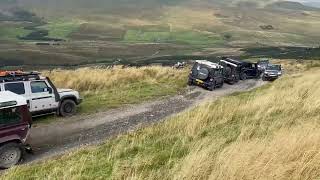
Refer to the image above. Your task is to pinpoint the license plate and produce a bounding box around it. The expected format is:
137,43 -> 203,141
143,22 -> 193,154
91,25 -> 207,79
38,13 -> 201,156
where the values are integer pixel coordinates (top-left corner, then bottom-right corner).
196,79 -> 204,84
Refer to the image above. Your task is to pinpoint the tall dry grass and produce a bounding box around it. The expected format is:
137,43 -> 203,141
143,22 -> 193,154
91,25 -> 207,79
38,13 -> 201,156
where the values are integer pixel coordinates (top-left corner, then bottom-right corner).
43,66 -> 189,113
44,66 -> 188,94
2,67 -> 320,180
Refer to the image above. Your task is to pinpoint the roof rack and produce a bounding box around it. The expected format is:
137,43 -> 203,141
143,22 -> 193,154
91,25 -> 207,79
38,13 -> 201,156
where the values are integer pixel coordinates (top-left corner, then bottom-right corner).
195,60 -> 223,69
222,57 -> 253,66
0,71 -> 41,82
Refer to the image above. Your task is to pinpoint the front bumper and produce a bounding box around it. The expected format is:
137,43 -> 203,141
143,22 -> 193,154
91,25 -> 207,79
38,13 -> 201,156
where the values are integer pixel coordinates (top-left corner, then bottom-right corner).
263,75 -> 279,80
189,76 -> 211,87
76,98 -> 83,105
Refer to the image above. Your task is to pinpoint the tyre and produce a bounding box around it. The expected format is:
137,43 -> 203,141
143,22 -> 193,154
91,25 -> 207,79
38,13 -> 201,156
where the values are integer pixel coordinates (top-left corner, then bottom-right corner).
262,75 -> 266,81
220,81 -> 224,88
240,73 -> 247,80
0,143 -> 22,169
257,72 -> 262,79
208,82 -> 216,91
59,99 -> 77,117
197,68 -> 209,80
187,78 -> 193,86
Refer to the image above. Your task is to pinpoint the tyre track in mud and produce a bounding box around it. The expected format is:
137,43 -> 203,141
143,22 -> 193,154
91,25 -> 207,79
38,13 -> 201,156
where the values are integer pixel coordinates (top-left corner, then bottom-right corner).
23,79 -> 266,164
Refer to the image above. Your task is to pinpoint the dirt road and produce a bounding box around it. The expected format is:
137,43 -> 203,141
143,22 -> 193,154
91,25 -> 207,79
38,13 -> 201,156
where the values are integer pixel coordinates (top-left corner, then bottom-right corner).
24,80 -> 266,163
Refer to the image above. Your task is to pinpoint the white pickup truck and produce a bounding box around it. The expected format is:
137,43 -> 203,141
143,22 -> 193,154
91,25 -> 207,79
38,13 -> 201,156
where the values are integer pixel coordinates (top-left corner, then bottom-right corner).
0,71 -> 82,117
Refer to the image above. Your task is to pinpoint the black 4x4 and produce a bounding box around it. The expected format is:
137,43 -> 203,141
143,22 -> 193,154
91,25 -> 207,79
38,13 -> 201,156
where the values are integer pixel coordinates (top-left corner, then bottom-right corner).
188,60 -> 224,91
222,58 -> 261,80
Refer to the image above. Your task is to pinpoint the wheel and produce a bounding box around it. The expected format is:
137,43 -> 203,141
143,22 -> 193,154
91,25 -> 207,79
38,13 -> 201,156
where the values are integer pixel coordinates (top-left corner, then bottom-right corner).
257,72 -> 262,79
208,82 -> 216,91
0,143 -> 22,169
262,75 -> 266,81
220,81 -> 224,88
240,73 -> 247,80
59,99 -> 77,117
187,78 -> 193,86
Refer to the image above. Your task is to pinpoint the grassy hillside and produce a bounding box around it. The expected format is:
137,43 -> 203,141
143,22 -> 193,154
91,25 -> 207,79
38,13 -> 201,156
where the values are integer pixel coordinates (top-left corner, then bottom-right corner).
1,0 -> 320,67
45,66 -> 188,113
2,63 -> 320,179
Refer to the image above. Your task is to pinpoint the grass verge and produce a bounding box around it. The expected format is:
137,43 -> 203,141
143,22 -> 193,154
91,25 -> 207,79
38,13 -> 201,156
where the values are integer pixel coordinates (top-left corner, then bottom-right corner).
3,67 -> 320,179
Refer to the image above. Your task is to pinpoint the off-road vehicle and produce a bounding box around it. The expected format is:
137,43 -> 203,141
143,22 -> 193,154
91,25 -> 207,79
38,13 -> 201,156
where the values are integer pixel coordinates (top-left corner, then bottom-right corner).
0,71 -> 82,117
0,91 -> 32,168
262,64 -> 282,81
219,59 -> 240,84
188,60 -> 224,91
257,59 -> 270,72
222,58 -> 261,80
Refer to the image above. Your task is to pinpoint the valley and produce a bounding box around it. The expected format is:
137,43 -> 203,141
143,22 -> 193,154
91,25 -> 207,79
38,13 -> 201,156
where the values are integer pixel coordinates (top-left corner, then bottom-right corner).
0,0 -> 320,68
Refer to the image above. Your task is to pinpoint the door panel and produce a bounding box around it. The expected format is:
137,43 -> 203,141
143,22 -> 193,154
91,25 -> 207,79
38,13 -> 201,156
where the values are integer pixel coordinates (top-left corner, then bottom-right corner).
29,81 -> 58,112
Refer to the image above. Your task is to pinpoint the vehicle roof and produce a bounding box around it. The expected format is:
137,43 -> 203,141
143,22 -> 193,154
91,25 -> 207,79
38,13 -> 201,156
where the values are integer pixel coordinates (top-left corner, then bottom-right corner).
223,58 -> 253,65
220,60 -> 238,67
0,71 -> 43,83
195,60 -> 223,69
259,59 -> 269,62
0,91 -> 27,109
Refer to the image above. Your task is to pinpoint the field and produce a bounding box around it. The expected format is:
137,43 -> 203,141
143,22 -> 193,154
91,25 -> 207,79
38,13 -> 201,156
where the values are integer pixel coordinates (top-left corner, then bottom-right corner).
2,62 -> 320,179
44,66 -> 189,114
39,19 -> 83,39
1,0 -> 320,67
0,23 -> 29,41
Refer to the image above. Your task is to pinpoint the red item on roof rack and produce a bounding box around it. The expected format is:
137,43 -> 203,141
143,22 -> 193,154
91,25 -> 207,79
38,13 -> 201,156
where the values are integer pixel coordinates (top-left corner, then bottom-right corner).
0,70 -> 25,77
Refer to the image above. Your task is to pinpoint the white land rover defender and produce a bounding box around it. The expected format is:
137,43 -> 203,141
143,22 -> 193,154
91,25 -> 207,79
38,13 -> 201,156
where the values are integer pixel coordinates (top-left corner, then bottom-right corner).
0,71 -> 82,117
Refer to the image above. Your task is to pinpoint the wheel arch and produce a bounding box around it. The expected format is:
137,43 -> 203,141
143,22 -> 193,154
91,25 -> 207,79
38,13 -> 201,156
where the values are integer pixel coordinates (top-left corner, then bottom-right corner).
60,95 -> 77,104
0,139 -> 23,148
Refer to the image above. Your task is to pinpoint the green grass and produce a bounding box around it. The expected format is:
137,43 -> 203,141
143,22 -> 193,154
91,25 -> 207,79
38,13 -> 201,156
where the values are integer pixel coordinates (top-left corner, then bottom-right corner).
40,19 -> 83,39
0,26 -> 31,41
3,68 -> 320,179
79,80 -> 186,114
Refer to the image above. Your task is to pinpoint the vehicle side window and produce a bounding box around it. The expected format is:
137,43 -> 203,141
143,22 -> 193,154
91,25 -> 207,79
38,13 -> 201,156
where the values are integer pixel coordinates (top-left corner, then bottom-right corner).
5,83 -> 25,95
31,81 -> 49,93
0,108 -> 22,127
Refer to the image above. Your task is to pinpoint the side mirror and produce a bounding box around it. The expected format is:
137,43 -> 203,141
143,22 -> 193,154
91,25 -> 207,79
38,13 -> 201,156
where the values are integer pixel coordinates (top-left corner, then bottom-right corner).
47,87 -> 53,94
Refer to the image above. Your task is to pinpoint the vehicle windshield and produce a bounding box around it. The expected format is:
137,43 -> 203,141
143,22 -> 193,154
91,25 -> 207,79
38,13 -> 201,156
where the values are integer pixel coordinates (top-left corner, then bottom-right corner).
259,61 -> 269,65
266,65 -> 281,71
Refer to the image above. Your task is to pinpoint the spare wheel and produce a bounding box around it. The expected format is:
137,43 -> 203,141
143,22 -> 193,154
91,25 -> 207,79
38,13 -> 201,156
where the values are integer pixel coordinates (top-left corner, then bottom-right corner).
197,68 -> 209,80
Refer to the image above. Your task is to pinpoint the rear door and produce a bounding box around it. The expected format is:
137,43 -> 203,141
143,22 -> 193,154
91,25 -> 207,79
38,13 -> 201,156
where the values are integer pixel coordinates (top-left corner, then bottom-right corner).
0,107 -> 29,143
246,64 -> 259,77
214,68 -> 224,84
27,81 -> 58,113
